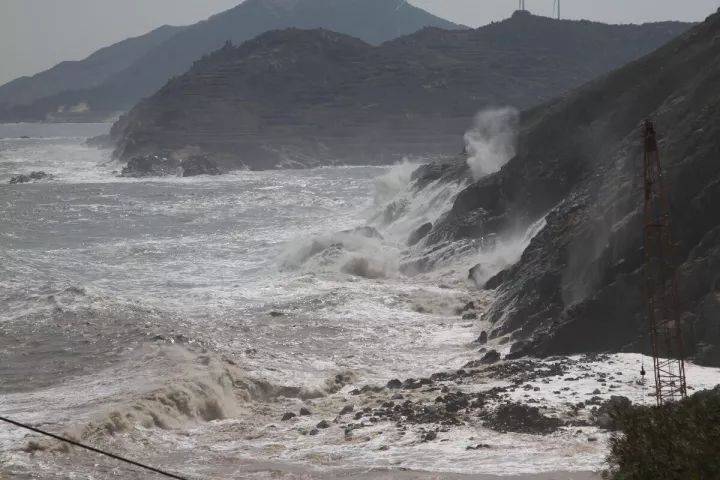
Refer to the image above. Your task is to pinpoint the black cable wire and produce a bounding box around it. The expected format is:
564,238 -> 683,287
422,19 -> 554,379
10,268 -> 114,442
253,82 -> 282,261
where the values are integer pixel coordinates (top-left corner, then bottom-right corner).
0,415 -> 191,480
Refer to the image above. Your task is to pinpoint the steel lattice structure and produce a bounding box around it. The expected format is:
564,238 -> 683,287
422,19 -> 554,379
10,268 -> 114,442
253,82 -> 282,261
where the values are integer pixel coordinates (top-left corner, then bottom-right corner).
642,120 -> 688,405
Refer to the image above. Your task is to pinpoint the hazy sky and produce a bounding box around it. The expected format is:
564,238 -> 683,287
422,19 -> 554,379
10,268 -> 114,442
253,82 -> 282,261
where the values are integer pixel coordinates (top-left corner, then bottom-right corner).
1,0 -> 718,85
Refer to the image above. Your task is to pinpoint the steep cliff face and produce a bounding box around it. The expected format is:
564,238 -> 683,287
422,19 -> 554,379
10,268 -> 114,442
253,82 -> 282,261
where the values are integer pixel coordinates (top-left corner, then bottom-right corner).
0,0 -> 460,123
111,13 -> 692,172
421,9 -> 720,366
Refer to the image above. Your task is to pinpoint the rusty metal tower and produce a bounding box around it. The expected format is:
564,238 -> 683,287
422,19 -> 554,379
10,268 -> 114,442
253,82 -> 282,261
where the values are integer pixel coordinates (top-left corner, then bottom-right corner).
642,120 -> 688,406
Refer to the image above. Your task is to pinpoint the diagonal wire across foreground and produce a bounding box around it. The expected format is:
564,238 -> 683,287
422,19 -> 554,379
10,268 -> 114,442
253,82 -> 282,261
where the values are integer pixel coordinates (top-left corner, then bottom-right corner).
0,415 -> 192,480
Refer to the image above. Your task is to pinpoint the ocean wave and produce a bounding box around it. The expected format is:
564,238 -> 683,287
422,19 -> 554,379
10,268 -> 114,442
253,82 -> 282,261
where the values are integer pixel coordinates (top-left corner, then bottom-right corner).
20,345 -> 358,452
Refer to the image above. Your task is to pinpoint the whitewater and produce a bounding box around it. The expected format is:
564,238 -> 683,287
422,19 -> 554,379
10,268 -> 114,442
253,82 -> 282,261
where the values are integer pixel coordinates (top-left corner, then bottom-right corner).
1,124 -> 719,479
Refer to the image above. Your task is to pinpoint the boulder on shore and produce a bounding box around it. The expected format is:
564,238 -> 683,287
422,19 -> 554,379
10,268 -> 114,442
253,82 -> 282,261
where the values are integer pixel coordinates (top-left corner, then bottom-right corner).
9,171 -> 51,184
120,155 -> 176,177
407,222 -> 432,246
179,155 -> 221,177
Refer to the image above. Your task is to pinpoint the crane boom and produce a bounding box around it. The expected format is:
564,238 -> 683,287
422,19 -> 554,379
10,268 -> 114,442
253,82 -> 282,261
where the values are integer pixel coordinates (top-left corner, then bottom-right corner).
641,120 -> 688,405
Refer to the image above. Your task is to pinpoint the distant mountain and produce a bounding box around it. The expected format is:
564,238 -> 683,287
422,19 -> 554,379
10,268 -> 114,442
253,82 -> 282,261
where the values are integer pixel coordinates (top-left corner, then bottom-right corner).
0,25 -> 185,113
0,0 -> 461,122
110,12 -> 692,173
413,9 -> 720,366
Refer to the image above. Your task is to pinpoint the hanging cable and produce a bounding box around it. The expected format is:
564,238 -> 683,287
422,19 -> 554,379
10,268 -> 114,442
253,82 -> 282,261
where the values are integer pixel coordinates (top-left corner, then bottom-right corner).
0,415 -> 191,480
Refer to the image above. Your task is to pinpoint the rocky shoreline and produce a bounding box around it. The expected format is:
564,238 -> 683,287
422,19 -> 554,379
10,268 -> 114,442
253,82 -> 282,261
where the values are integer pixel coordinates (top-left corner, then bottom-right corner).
280,352 -> 637,445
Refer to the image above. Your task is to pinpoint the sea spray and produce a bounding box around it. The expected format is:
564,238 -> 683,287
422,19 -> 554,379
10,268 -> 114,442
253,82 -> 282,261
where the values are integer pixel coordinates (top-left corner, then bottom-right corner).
372,159 -> 419,207
469,216 -> 547,287
464,107 -> 519,180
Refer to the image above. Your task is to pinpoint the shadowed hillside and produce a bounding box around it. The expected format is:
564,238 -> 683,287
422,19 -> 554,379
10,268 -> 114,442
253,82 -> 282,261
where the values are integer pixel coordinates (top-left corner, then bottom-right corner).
109,12 -> 692,172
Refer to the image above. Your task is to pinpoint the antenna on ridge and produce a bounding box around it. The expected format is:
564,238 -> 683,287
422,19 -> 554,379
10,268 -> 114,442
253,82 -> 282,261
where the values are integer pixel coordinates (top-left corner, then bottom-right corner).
552,0 -> 561,19
518,0 -> 526,11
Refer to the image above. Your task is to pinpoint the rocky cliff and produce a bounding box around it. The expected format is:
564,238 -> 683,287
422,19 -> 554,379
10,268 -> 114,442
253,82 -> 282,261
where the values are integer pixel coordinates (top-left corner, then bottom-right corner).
414,9 -> 720,366
110,12 -> 692,173
0,0 -> 460,123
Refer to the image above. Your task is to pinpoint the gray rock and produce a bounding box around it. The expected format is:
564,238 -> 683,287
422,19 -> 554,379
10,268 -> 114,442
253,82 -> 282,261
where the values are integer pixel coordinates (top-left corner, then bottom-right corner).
9,171 -> 50,184
411,13 -> 720,366
480,349 -> 501,364
386,379 -> 402,389
407,223 -> 432,246
179,155 -> 221,177
485,402 -> 563,435
595,396 -> 633,431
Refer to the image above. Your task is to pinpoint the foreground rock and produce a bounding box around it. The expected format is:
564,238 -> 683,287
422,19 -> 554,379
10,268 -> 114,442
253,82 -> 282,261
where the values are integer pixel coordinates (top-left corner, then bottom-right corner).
484,403 -> 563,435
593,396 -> 633,430
110,14 -> 691,171
9,171 -> 51,184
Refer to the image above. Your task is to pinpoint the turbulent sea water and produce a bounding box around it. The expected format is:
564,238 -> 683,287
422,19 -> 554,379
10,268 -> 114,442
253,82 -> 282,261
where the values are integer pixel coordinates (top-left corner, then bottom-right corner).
1,124 -> 718,480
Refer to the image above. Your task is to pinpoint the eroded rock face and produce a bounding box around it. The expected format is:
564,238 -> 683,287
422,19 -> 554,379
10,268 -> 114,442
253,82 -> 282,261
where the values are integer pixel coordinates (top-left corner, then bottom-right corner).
418,12 -> 720,366
593,396 -> 633,431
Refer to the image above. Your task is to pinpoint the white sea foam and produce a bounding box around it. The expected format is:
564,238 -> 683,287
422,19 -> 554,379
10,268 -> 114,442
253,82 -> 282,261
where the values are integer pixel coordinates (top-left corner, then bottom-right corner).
7,126 -> 711,480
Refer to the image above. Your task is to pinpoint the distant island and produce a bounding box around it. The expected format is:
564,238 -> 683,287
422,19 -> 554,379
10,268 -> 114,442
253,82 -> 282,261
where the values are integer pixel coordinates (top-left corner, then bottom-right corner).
0,0 -> 461,123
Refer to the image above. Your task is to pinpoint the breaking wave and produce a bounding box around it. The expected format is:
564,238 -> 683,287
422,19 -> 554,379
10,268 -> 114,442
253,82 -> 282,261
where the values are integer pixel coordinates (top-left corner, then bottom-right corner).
24,345 -> 358,451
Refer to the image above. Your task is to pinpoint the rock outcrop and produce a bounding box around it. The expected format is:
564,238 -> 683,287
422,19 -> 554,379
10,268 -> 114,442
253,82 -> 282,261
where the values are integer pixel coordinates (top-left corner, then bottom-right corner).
0,25 -> 185,120
9,171 -> 51,184
419,9 -> 720,366
109,13 -> 692,172
119,154 -> 221,178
